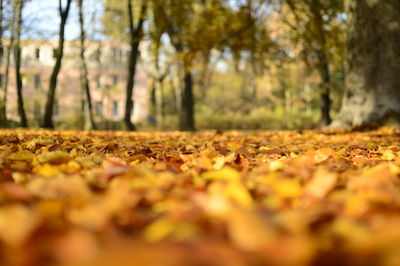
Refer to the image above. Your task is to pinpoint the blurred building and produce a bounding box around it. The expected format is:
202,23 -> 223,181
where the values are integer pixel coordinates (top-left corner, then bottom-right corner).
0,39 -> 148,128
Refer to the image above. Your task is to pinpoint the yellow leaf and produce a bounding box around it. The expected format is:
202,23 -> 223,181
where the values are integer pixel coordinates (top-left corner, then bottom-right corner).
69,148 -> 78,157
273,179 -> 302,198
224,182 -> 254,207
36,200 -> 64,219
37,151 -> 72,164
227,209 -> 275,251
27,176 -> 91,202
382,149 -> 396,161
202,167 -> 240,182
11,172 -> 30,183
33,163 -> 60,177
269,160 -> 284,171
0,205 -> 40,247
212,156 -> 226,170
143,218 -> 199,242
304,168 -> 337,198
7,150 -> 35,163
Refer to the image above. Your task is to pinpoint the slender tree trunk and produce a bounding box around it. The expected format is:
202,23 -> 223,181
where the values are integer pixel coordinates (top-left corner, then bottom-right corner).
285,87 -> 291,113
0,20 -> 15,128
124,40 -> 139,131
171,76 -> 181,115
287,0 -> 333,126
124,0 -> 146,131
42,0 -> 72,128
0,0 -> 6,126
174,64 -> 183,116
150,81 -> 156,114
78,0 -> 96,130
180,67 -> 195,131
155,79 -> 163,129
198,53 -> 211,102
317,50 -> 332,125
14,0 -> 27,127
331,0 -> 400,127
250,69 -> 257,100
310,0 -> 332,126
153,52 -> 166,129
0,0 -> 3,67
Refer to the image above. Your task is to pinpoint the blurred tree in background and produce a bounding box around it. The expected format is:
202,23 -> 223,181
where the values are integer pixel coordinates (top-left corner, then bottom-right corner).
42,0 -> 73,128
0,0 -> 398,131
331,0 -> 400,127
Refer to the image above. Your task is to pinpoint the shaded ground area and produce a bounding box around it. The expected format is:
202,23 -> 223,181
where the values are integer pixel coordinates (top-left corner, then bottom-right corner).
1,127 -> 400,265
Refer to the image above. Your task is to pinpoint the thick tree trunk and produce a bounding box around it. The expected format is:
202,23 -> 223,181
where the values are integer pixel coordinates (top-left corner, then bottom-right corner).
331,0 -> 400,127
180,68 -> 195,131
78,0 -> 96,130
124,0 -> 146,131
42,0 -> 72,129
14,0 -> 27,128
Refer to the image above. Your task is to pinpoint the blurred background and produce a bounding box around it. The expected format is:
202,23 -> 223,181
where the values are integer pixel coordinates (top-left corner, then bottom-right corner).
0,0 -> 345,131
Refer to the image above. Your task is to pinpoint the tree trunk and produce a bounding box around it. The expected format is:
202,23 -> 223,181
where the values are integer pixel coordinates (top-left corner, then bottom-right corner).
0,17 -> 15,128
124,0 -> 146,131
317,50 -> 332,126
309,0 -> 332,126
331,0 -> 400,127
172,76 -> 181,115
14,0 -> 27,128
0,0 -> 6,126
42,0 -> 72,129
78,0 -> 96,130
124,40 -> 139,131
180,68 -> 195,131
155,79 -> 163,129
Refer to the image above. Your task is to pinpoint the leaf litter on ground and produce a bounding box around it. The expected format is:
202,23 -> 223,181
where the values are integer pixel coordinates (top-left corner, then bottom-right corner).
1,127 -> 400,265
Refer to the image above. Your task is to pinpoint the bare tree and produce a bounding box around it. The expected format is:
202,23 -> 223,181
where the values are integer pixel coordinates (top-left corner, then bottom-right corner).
124,0 -> 147,131
14,0 -> 27,127
0,1 -> 16,128
77,0 -> 96,130
0,0 -> 6,126
42,0 -> 72,128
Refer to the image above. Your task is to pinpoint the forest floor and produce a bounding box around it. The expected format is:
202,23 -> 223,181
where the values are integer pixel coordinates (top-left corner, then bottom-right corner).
1,127 -> 400,265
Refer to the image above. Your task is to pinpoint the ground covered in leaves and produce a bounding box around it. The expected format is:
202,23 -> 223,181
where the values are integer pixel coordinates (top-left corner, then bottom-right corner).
1,127 -> 400,266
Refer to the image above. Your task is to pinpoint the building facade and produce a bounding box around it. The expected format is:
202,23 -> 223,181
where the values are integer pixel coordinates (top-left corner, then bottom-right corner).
1,39 -> 148,128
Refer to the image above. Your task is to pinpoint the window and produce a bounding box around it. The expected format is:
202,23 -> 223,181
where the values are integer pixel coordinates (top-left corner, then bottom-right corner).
34,74 -> 41,89
54,101 -> 59,115
112,48 -> 118,60
21,73 -> 26,87
95,75 -> 101,88
53,48 -> 59,59
35,48 -> 40,59
112,75 -> 119,85
113,48 -> 123,62
95,101 -> 102,115
113,101 -> 119,116
95,49 -> 101,63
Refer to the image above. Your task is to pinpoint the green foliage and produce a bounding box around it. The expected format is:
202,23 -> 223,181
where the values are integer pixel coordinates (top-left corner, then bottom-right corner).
102,0 -> 147,41
195,106 -> 319,130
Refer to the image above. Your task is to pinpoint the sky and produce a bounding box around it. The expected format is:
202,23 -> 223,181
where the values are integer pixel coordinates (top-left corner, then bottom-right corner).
22,0 -> 104,40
